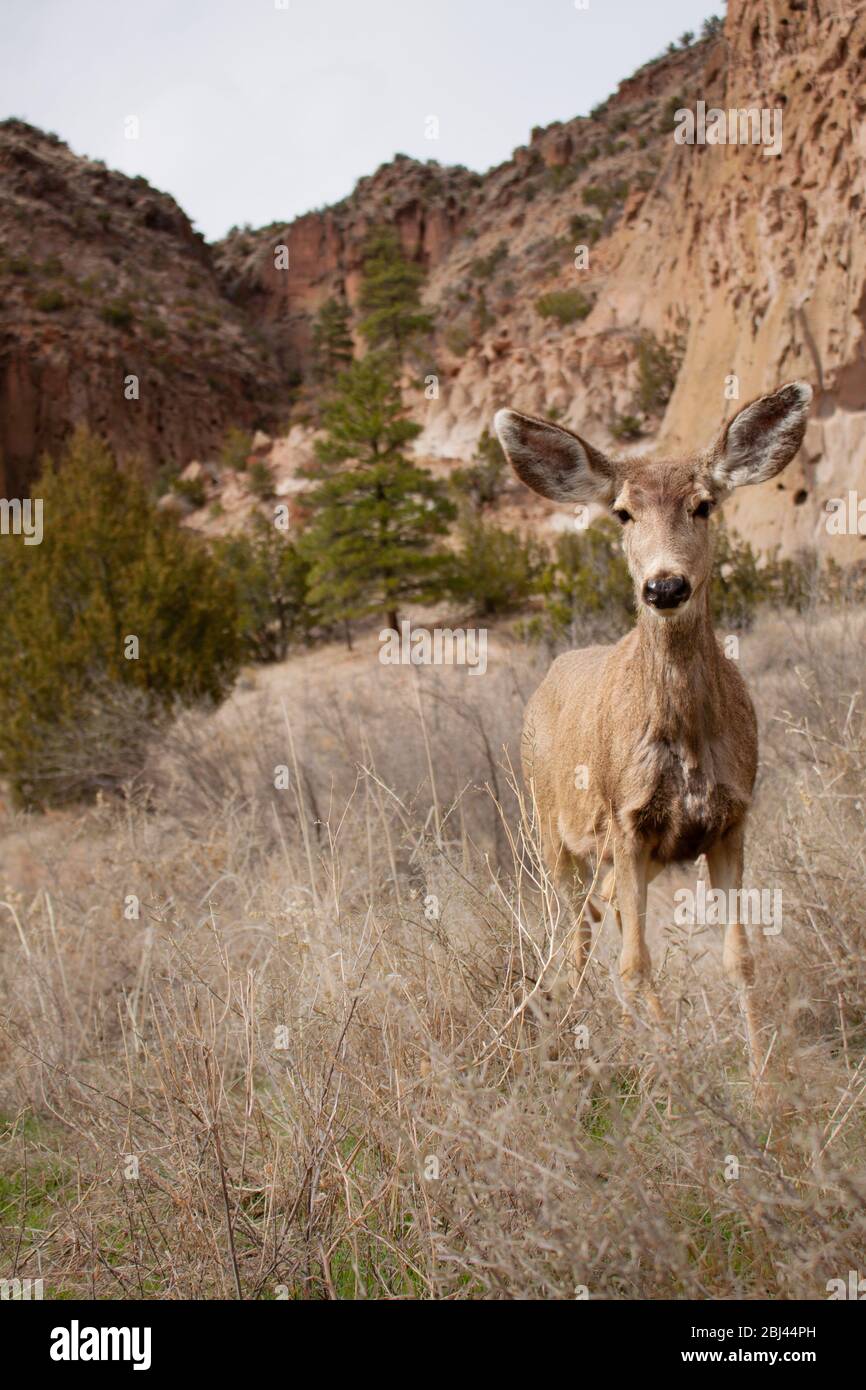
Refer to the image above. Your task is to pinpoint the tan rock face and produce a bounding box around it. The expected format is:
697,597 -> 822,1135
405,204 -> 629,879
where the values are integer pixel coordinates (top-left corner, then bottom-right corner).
401,2 -> 866,559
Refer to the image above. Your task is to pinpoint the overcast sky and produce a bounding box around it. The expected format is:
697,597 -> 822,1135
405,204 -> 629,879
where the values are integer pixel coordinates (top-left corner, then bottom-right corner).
2,0 -> 722,241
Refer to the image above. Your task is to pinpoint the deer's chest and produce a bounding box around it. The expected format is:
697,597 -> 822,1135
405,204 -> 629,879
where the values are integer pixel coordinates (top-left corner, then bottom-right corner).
630,742 -> 740,864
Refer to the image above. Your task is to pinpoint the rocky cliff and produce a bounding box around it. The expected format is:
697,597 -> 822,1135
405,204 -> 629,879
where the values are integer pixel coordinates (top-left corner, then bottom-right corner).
0,120 -> 281,497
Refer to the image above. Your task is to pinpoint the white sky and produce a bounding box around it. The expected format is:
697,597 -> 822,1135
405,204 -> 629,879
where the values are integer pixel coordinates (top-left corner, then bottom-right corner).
2,0 -> 723,241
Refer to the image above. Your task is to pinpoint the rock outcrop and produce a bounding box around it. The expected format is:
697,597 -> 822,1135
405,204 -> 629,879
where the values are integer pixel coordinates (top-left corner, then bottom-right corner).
0,121 -> 281,496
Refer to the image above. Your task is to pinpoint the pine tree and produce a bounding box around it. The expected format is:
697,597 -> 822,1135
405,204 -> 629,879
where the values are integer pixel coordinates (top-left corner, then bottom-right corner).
311,295 -> 354,385
450,427 -> 509,512
299,353 -> 454,632
216,513 -> 314,662
357,226 -> 434,355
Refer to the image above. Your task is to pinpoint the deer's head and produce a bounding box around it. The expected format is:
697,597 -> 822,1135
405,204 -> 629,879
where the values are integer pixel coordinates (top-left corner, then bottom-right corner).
494,382 -> 812,620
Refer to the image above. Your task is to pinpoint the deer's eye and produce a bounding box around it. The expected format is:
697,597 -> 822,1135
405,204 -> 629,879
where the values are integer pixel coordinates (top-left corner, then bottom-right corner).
693,499 -> 713,519
614,508 -> 633,525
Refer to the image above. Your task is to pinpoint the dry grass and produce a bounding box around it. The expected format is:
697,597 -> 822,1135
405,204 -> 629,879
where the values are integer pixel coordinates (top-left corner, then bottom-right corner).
1,609 -> 865,1300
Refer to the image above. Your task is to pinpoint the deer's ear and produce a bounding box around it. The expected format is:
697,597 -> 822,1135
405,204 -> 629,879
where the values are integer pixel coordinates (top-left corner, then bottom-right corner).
493,409 -> 617,505
712,382 -> 812,490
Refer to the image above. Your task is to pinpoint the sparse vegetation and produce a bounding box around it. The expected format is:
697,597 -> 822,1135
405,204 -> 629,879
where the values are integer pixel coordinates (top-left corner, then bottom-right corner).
535,288 -> 593,325
609,412 -> 645,441
470,241 -> 508,280
583,180 -> 630,217
569,212 -> 602,245
35,288 -> 66,312
443,319 -> 474,356
247,459 -> 275,499
171,474 -> 207,508
220,425 -> 253,471
100,298 -> 134,328
634,327 -> 684,414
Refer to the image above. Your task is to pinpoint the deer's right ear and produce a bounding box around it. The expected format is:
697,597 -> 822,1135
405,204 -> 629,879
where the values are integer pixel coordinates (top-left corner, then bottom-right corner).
494,409 -> 617,505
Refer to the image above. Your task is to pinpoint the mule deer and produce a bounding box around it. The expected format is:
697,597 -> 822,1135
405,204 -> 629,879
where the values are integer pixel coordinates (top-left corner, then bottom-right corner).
494,383 -> 812,1067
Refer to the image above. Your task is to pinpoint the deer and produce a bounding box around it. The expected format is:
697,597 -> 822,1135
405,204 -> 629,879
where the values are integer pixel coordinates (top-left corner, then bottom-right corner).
494,382 -> 813,1073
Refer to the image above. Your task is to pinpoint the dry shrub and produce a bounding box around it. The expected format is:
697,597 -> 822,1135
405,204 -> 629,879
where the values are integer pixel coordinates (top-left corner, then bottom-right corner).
1,615 -> 865,1299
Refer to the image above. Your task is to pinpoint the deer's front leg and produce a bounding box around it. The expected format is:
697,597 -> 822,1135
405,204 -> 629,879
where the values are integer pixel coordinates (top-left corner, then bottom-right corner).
705,830 -> 762,1082
613,835 -> 662,1021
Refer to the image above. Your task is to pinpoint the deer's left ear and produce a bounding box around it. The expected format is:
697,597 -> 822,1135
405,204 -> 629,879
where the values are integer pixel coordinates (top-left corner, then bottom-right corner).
712,382 -> 812,490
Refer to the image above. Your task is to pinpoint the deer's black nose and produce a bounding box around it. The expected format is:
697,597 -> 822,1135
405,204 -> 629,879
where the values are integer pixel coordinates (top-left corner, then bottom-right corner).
643,575 -> 691,609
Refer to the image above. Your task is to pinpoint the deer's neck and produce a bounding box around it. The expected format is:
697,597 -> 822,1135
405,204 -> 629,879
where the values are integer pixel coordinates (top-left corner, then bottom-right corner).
634,587 -> 723,748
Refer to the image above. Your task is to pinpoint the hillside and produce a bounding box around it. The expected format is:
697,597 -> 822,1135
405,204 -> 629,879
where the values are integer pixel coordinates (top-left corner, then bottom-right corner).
0,120 -> 282,497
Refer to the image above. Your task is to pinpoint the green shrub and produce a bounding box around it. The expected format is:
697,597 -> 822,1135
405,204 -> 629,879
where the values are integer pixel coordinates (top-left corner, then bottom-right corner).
583,180 -> 631,215
171,475 -> 207,508
710,528 -> 856,630
528,520 -> 634,648
220,426 -> 253,471
659,96 -> 685,134
635,330 -> 683,414
248,460 -> 275,499
546,163 -> 583,190
450,517 -> 543,618
450,429 -> 509,512
0,429 -> 241,807
583,181 -> 629,216
609,413 -> 644,441
444,321 -> 474,356
470,241 -> 508,280
216,514 -> 314,662
101,299 -> 134,329
35,289 -> 66,312
569,213 -> 601,245
536,289 -> 592,325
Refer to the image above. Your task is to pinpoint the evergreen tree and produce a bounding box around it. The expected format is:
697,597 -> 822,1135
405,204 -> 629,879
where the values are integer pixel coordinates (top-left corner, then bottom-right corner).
357,226 -> 434,354
311,295 -> 354,385
450,427 -> 509,512
216,513 -> 314,662
0,428 -> 241,806
450,514 -> 543,617
299,353 -> 454,631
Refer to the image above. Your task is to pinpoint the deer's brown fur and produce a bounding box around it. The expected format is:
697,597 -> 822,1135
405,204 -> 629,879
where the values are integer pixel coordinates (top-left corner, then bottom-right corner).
495,383 -> 812,1065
